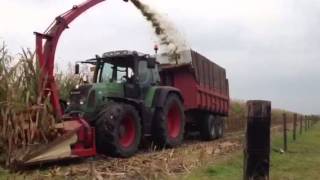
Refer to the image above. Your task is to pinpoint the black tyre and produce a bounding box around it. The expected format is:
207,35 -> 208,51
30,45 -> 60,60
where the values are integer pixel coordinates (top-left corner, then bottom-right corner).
200,114 -> 217,141
95,103 -> 141,157
152,94 -> 185,148
216,116 -> 224,138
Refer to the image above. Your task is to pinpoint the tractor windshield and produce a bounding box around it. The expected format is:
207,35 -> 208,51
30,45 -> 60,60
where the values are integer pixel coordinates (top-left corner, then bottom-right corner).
100,63 -> 133,83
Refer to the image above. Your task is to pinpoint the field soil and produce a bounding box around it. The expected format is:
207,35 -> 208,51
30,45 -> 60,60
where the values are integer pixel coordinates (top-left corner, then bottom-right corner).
0,123 -> 288,180
0,132 -> 243,180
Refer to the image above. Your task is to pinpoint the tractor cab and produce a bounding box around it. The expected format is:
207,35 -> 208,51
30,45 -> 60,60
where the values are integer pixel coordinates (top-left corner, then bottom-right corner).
80,50 -> 159,97
67,50 -> 160,117
100,50 -> 160,97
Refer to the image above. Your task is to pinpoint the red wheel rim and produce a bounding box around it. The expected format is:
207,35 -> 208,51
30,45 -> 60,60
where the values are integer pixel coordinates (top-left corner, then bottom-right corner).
167,103 -> 181,138
119,115 -> 136,148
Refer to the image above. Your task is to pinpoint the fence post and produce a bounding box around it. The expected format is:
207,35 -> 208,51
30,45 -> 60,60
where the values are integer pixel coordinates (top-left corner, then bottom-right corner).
283,113 -> 287,152
244,100 -> 271,180
305,116 -> 308,131
293,114 -> 297,141
299,115 -> 303,135
312,119 -> 315,126
310,118 -> 312,128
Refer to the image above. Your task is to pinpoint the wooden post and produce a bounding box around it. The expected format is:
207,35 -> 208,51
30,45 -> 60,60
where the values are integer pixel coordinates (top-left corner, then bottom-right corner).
309,119 -> 312,128
293,114 -> 297,141
310,118 -> 312,127
283,113 -> 287,152
310,119 -> 312,128
305,116 -> 308,131
310,118 -> 312,128
299,115 -> 303,135
244,100 -> 271,180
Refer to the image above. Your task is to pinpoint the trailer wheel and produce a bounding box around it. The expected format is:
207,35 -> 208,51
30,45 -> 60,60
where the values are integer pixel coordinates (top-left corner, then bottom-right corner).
95,103 -> 141,157
200,114 -> 217,141
152,94 -> 185,148
216,117 -> 224,138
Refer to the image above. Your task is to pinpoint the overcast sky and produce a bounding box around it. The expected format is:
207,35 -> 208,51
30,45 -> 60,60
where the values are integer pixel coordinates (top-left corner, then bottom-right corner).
0,0 -> 319,114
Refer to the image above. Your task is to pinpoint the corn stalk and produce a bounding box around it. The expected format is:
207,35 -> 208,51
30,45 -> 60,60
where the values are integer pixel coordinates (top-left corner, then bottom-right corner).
55,63 -> 80,101
0,43 -> 57,167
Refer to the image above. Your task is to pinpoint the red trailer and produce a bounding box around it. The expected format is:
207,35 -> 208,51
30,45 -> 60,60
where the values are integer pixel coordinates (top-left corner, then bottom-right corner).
160,50 -> 229,139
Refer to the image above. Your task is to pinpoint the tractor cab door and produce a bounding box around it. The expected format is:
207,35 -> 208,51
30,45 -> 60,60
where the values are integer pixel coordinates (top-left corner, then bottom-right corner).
137,59 -> 160,98
123,71 -> 140,99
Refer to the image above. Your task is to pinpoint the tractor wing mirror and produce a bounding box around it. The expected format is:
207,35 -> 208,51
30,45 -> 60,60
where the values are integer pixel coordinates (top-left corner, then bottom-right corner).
147,58 -> 156,69
75,64 -> 80,74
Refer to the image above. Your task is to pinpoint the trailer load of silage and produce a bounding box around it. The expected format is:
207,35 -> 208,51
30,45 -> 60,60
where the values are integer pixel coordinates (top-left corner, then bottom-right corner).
0,44 -> 60,167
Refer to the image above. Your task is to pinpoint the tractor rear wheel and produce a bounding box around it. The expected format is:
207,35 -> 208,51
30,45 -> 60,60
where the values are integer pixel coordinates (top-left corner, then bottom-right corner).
95,103 -> 141,157
152,94 -> 185,148
200,114 -> 217,141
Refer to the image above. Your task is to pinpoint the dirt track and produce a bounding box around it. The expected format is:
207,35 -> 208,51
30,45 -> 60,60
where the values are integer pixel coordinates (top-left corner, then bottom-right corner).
9,124 -> 287,180
13,132 -> 241,180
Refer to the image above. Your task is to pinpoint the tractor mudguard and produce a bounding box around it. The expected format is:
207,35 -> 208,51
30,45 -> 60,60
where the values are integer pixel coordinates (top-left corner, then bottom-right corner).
152,87 -> 184,109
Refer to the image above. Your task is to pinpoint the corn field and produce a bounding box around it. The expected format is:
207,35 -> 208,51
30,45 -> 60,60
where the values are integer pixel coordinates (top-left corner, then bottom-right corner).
224,100 -> 299,132
55,63 -> 80,101
0,42 -> 84,168
0,43 -> 59,167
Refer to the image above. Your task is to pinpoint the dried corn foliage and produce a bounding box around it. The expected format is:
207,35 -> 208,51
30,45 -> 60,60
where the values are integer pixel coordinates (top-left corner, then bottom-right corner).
55,64 -> 80,101
0,44 -> 57,167
25,137 -> 241,180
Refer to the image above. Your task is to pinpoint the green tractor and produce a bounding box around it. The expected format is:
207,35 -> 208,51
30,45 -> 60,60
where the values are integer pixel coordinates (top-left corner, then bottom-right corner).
66,50 -> 185,157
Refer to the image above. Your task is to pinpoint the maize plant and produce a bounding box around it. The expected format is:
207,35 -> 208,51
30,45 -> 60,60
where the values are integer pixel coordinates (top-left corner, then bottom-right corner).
0,43 -> 58,167
55,63 -> 80,101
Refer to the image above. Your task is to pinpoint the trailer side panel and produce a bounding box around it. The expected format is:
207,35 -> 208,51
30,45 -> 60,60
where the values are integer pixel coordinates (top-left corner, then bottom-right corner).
160,50 -> 229,116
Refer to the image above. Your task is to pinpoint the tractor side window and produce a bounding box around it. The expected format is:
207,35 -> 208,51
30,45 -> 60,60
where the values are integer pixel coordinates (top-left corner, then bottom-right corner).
101,63 -> 113,82
138,61 -> 152,86
117,67 -> 127,82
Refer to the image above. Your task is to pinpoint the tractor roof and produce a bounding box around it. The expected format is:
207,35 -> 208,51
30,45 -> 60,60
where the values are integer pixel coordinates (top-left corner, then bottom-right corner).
80,50 -> 155,67
102,50 -> 146,58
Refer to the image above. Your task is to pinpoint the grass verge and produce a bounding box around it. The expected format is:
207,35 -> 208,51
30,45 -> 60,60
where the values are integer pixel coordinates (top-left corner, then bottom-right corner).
184,123 -> 320,180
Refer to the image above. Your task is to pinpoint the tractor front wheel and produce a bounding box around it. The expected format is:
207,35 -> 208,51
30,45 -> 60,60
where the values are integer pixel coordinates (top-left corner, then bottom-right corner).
95,103 -> 141,157
152,94 -> 185,148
